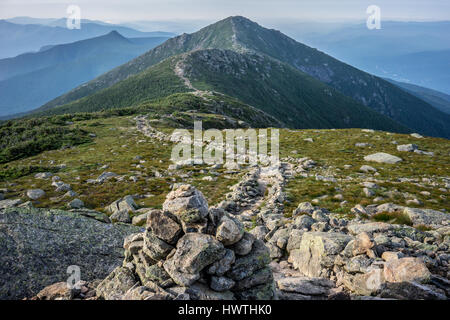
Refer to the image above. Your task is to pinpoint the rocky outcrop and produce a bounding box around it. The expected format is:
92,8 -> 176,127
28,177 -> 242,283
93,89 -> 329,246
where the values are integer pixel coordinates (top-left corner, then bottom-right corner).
0,207 -> 141,300
94,184 -> 274,300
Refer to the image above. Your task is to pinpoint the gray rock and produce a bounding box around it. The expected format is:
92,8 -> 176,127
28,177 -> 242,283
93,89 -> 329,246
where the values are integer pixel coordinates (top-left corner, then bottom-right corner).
68,198 -> 84,209
397,144 -> 418,152
289,232 -> 352,277
210,276 -> 235,292
380,281 -> 446,300
250,226 -> 269,241
106,195 -> 138,214
232,267 -> 273,291
230,232 -> 255,256
294,214 -> 315,229
69,208 -> 111,223
277,277 -> 334,295
96,171 -> 118,183
162,184 -> 208,222
146,209 -> 182,244
143,231 -> 173,261
216,214 -> 245,246
96,267 -> 137,300
227,240 -> 271,281
34,172 -> 53,179
293,202 -> 315,215
0,193 -> 3,201
0,199 -> 22,209
163,233 -> 225,286
364,153 -> 402,164
0,207 -> 141,299
403,207 -> 449,228
26,189 -> 45,200
347,222 -> 393,236
207,249 -> 235,276
131,212 -> 149,226
360,165 -> 377,173
110,209 -> 131,224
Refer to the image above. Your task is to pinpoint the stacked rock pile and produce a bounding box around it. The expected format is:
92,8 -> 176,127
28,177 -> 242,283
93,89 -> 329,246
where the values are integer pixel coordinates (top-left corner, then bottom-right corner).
95,184 -> 274,300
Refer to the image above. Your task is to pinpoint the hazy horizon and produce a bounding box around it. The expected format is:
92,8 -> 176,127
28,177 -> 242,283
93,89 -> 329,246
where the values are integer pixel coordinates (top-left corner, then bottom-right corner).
1,0 -> 449,24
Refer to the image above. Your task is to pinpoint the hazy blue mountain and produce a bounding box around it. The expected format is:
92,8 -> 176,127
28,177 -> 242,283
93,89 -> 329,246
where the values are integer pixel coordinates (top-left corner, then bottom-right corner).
40,16 -> 450,138
387,79 -> 450,115
368,50 -> 450,94
295,21 -> 450,94
30,48 -> 407,134
0,20 -> 175,58
0,31 -> 169,116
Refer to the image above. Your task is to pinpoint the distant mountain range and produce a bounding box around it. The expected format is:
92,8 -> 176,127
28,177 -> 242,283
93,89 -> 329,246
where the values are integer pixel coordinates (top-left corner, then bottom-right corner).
387,79 -> 450,115
0,19 -> 175,59
0,31 -> 170,116
294,21 -> 450,94
34,16 -> 450,138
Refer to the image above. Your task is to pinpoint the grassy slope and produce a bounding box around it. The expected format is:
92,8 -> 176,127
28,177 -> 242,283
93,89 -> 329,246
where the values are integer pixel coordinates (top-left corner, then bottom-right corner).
231,16 -> 450,138
1,116 -> 448,217
186,49 -> 409,132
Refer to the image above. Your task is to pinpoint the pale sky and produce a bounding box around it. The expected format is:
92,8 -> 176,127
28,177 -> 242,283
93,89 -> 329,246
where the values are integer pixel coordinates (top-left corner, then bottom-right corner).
1,0 -> 449,23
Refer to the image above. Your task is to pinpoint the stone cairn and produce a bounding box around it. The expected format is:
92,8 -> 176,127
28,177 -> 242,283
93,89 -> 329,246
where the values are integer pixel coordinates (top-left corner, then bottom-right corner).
95,184 -> 274,300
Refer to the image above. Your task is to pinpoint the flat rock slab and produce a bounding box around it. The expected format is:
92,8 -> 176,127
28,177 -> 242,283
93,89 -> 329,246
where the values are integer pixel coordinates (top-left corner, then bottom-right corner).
347,222 -> 394,236
403,208 -> 449,228
0,207 -> 141,300
364,153 -> 402,164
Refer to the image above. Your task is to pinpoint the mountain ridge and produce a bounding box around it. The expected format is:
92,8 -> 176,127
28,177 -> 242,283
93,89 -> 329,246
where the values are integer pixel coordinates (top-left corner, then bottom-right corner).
0,31 -> 170,116
33,16 -> 450,137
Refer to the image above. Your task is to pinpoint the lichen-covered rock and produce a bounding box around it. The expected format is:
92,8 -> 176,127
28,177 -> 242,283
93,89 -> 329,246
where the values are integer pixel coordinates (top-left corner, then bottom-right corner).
164,233 -> 225,286
34,282 -> 75,300
106,195 -> 138,214
289,232 -> 352,277
163,184 -> 208,222
384,257 -> 431,283
364,152 -> 402,164
403,208 -> 449,229
277,277 -> 334,296
227,240 -> 271,281
45,185 -> 274,301
110,209 -> 131,223
26,189 -> 45,200
0,207 -> 141,300
69,208 -> 111,223
143,230 -> 173,261
215,214 -> 244,246
146,209 -> 182,244
0,199 -> 22,209
96,267 -> 137,300
230,232 -> 255,256
207,249 -> 235,276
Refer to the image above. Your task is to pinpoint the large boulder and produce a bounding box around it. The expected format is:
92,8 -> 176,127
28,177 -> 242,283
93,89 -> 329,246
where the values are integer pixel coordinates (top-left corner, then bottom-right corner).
163,233 -> 225,286
289,232 -> 352,277
364,153 -> 402,164
96,267 -> 137,300
277,277 -> 335,296
384,257 -> 431,283
0,207 -> 141,300
146,210 -> 182,245
403,208 -> 449,229
26,189 -> 45,200
106,195 -> 138,214
163,184 -> 208,225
